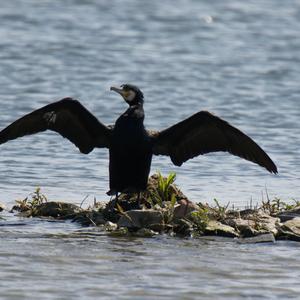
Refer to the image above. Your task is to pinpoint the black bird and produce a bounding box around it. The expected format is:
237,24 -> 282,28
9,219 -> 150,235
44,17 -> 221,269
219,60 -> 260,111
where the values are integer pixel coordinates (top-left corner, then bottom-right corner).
0,84 -> 277,200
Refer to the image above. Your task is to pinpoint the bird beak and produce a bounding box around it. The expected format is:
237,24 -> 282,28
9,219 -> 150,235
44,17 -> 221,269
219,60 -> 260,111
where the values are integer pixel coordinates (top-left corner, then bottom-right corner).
110,86 -> 124,96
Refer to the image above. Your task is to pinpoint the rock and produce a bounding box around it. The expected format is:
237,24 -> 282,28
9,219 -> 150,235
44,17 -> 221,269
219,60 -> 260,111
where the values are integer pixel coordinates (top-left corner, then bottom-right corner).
0,203 -> 5,212
238,233 -> 275,244
204,220 -> 239,238
256,211 -> 280,236
225,210 -> 280,237
105,221 -> 118,231
281,217 -> 300,235
72,211 -> 106,226
173,199 -> 199,219
225,218 -> 257,237
117,209 -> 164,229
278,217 -> 300,241
239,209 -> 258,217
32,201 -> 81,218
173,218 -> 194,236
108,227 -> 129,237
276,206 -> 300,222
133,228 -> 158,237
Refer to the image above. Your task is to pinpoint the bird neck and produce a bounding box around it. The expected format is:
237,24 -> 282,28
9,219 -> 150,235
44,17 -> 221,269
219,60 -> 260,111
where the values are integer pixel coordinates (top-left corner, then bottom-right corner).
122,102 -> 144,120
128,95 -> 144,107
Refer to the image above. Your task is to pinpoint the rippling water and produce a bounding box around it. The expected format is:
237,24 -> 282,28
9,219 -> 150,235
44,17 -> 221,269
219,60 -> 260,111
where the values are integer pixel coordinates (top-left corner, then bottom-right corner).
0,0 -> 299,299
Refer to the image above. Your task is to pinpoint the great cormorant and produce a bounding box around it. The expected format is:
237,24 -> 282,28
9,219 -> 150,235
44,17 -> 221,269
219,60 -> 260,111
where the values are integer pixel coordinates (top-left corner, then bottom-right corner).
0,84 -> 277,199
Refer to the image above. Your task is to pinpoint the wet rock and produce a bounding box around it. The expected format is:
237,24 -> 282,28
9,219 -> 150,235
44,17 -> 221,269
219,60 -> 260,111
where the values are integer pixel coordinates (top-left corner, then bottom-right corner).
204,220 -> 239,238
225,218 -> 257,237
104,221 -> 118,231
276,206 -> 300,222
225,210 -> 280,237
11,203 -> 30,212
133,228 -> 158,237
32,201 -> 81,218
17,210 -> 34,218
173,199 -> 199,219
0,203 -> 5,212
256,211 -> 280,235
108,227 -> 129,237
173,218 -> 194,236
281,217 -> 300,235
117,209 -> 164,229
239,209 -> 258,217
72,211 -> 106,226
278,217 -> 300,241
107,198 -> 140,212
238,233 -> 275,244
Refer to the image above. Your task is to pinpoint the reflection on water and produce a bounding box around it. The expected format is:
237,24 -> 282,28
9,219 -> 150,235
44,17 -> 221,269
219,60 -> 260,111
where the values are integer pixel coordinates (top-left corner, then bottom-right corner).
0,0 -> 299,299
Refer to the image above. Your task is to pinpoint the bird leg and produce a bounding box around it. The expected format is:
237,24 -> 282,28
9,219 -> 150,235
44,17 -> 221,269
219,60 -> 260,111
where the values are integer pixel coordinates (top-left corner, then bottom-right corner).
137,191 -> 141,208
115,192 -> 119,206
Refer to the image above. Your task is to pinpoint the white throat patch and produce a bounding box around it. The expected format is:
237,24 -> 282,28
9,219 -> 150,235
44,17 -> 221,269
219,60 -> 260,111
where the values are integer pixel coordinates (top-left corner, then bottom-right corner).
125,90 -> 136,102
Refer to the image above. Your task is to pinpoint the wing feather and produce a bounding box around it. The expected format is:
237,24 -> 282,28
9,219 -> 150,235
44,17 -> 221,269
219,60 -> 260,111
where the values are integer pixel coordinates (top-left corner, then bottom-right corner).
151,111 -> 277,173
0,98 -> 111,154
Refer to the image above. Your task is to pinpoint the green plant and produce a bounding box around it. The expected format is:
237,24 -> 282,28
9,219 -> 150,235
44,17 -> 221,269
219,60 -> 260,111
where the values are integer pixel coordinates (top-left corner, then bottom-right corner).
190,207 -> 210,233
207,198 -> 230,221
15,187 -> 47,211
149,172 -> 177,207
261,197 -> 300,214
28,187 -> 47,207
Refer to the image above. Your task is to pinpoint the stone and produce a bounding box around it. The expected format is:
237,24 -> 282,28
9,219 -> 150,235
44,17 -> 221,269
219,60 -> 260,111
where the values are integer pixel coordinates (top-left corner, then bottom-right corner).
32,201 -> 81,218
278,217 -> 300,241
276,206 -> 300,222
173,199 -> 199,219
239,209 -> 258,217
281,217 -> 300,235
256,211 -> 280,236
72,211 -> 106,226
204,220 -> 239,238
0,203 -> 5,212
173,218 -> 194,236
108,227 -> 129,237
224,210 -> 280,237
117,209 -> 164,229
133,228 -> 158,237
225,218 -> 257,237
105,221 -> 118,231
237,233 -> 275,244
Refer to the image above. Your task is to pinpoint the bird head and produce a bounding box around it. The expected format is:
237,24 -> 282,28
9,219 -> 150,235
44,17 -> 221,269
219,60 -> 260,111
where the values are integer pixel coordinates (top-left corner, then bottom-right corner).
110,84 -> 144,105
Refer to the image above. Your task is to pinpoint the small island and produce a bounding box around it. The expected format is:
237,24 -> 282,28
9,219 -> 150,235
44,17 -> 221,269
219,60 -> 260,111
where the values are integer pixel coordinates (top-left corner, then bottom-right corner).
2,173 -> 300,243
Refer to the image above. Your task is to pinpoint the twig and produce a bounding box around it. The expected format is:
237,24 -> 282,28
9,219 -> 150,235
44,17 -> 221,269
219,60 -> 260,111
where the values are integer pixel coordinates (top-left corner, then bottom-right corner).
80,194 -> 90,208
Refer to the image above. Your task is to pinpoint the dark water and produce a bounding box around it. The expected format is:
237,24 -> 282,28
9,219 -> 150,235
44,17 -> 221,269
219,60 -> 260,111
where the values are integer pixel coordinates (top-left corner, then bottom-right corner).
0,1 -> 299,299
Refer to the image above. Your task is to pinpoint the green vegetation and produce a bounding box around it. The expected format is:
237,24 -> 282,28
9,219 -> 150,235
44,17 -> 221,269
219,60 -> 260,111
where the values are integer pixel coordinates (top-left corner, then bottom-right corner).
148,171 -> 177,207
190,208 -> 210,233
14,187 -> 47,212
261,197 -> 300,215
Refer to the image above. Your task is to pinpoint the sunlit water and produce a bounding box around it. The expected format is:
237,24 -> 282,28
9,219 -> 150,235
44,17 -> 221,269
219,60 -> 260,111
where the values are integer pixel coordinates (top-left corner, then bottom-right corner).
0,0 -> 299,299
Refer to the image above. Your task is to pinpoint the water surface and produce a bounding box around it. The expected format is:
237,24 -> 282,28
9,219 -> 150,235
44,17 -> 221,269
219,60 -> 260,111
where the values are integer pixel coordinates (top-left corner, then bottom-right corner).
0,1 -> 299,299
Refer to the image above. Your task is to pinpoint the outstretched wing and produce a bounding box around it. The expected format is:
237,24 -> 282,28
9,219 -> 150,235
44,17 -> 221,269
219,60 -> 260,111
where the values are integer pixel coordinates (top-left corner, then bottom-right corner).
0,98 -> 112,154
151,111 -> 277,173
